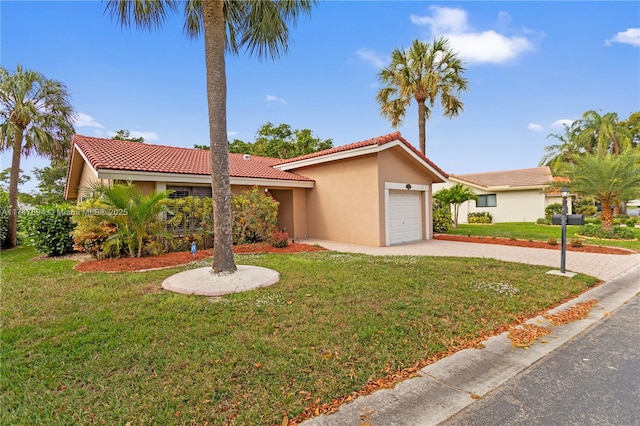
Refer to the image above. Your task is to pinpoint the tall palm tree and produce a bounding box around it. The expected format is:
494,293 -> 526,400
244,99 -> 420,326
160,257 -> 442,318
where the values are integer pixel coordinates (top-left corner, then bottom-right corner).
539,123 -> 583,176
377,37 -> 469,155
105,0 -> 315,274
0,65 -> 75,248
567,148 -> 640,231
573,110 -> 631,156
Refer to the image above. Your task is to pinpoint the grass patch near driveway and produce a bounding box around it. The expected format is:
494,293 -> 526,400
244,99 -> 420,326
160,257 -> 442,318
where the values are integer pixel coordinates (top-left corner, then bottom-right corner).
446,222 -> 640,251
2,246 -> 599,424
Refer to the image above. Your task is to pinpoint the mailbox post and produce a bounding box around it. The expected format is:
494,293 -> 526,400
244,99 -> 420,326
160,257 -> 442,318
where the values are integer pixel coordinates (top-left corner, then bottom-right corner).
560,187 -> 569,273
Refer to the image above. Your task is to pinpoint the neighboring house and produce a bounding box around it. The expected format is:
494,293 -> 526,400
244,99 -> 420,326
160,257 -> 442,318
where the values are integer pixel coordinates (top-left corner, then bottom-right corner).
433,167 -> 565,223
65,132 -> 448,246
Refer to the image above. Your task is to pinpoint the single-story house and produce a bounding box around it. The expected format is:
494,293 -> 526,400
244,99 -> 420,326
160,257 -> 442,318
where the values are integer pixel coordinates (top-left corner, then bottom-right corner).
65,132 -> 448,246
432,166 -> 568,223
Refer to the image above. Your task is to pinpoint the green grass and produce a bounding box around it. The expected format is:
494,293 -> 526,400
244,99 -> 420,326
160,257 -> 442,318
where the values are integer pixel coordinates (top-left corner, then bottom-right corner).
446,222 -> 640,251
2,246 -> 600,424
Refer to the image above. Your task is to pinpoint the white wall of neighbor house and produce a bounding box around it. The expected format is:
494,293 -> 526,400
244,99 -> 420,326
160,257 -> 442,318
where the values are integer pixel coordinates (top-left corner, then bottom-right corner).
433,181 -> 549,223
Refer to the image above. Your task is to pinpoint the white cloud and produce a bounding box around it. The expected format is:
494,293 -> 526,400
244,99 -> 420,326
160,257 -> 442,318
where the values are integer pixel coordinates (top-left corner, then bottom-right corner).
552,119 -> 574,129
527,123 -> 544,132
356,48 -> 387,69
410,6 -> 535,65
605,28 -> 640,47
410,7 -> 470,34
266,94 -> 286,105
446,32 -> 534,64
227,131 -> 238,137
74,112 -> 105,128
130,130 -> 159,141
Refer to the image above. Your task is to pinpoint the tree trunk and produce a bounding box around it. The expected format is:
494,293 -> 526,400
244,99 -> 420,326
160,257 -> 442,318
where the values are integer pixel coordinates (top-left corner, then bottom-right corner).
6,128 -> 23,248
417,100 -> 427,155
601,199 -> 614,231
203,0 -> 237,274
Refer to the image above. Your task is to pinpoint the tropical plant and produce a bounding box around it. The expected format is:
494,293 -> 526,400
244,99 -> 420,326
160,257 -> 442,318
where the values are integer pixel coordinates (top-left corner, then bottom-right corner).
106,0 -> 315,274
567,149 -> 640,231
0,65 -> 75,248
87,182 -> 172,258
377,37 -> 468,155
434,183 -> 478,228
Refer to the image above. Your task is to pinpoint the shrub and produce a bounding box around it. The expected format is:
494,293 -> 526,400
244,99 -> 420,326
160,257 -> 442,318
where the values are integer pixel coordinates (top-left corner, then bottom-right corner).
231,187 -> 279,245
20,205 -> 75,256
536,218 -> 551,225
626,218 -> 636,228
578,205 -> 597,216
579,223 -> 636,240
468,212 -> 492,224
547,237 -> 558,245
545,203 -> 562,220
0,190 -> 8,247
570,238 -> 584,248
270,229 -> 289,248
433,209 -> 452,233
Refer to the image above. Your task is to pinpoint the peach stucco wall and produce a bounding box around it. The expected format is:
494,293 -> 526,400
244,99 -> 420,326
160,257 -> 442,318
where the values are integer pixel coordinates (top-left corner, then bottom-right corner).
293,154 -> 381,246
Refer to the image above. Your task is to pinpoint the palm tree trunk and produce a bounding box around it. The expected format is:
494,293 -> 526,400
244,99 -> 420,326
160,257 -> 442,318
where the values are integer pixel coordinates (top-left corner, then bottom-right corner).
417,100 -> 427,155
203,0 -> 237,274
6,128 -> 23,248
601,199 -> 614,231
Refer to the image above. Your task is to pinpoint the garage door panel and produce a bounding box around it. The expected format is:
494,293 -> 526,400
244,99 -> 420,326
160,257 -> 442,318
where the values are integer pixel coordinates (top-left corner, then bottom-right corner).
388,190 -> 422,245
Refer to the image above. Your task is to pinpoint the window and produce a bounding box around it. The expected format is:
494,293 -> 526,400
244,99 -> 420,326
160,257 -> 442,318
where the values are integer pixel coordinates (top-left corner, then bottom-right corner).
167,186 -> 212,199
477,194 -> 497,207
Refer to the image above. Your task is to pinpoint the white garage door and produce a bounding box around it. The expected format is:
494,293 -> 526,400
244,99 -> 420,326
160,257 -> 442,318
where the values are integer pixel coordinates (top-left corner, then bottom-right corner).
388,190 -> 422,245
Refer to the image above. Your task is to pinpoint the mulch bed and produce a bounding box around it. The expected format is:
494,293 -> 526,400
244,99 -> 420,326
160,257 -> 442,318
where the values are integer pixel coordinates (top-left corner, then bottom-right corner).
73,242 -> 327,273
434,234 -> 633,255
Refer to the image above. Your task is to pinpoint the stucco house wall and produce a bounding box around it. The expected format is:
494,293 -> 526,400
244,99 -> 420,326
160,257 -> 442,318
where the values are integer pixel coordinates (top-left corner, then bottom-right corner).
290,154 -> 381,246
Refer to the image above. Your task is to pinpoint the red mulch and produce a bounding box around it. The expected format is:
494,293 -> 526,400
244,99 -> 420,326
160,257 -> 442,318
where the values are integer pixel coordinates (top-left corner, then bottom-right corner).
434,234 -> 633,255
73,242 -> 327,273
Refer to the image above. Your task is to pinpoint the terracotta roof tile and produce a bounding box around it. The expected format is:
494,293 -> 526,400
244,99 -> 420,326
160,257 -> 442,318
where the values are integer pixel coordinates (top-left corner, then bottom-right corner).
72,135 -> 312,182
276,131 -> 449,178
451,167 -> 553,188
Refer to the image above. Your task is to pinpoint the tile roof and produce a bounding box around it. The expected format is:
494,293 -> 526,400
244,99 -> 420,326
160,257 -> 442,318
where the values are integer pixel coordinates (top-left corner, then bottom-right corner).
276,131 -> 449,178
451,166 -> 553,188
72,135 -> 312,182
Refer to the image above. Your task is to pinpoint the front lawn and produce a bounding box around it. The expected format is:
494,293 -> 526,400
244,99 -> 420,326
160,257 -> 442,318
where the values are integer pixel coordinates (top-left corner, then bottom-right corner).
2,246 -> 599,424
445,222 -> 640,252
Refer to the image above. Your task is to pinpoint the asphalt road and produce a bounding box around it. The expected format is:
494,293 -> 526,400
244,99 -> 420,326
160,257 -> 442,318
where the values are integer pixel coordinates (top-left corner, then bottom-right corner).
441,295 -> 640,426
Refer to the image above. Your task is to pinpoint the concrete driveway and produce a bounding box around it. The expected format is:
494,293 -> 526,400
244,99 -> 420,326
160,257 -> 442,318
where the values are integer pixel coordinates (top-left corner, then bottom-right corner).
301,238 -> 640,282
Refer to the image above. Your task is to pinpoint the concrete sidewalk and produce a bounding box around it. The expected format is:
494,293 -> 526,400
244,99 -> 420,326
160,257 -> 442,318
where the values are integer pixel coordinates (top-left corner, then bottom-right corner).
299,239 -> 640,425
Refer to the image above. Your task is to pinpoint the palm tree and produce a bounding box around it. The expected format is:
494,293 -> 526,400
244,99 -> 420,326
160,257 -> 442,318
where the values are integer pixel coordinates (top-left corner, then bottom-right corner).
573,110 -> 631,156
567,148 -> 640,231
377,37 -> 469,155
0,65 -> 75,248
434,183 -> 478,229
106,0 -> 315,274
539,123 -> 583,176
89,182 -> 172,258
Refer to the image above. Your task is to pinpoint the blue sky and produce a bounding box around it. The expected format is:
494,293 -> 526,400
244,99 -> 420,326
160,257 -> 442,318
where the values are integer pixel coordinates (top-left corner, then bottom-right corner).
2,1 -> 639,194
